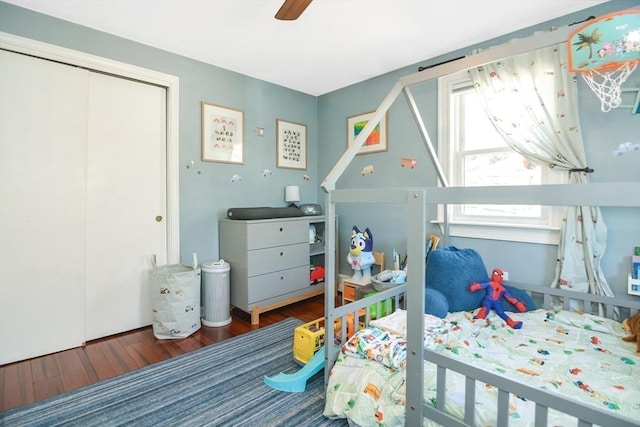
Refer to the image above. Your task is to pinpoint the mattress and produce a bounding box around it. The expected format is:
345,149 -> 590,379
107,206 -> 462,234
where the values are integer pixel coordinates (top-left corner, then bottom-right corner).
323,308 -> 640,426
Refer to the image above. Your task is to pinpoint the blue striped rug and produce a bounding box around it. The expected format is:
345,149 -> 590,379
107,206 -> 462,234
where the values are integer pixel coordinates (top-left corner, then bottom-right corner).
4,318 -> 347,427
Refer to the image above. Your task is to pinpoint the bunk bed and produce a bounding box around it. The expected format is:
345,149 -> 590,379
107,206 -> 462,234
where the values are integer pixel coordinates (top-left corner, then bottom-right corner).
319,16 -> 640,427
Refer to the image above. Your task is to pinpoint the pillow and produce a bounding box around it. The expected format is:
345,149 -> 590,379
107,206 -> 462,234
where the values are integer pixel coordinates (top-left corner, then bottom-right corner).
425,246 -> 535,313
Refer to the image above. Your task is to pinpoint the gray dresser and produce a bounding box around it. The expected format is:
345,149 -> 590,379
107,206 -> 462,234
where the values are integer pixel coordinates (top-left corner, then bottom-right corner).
219,215 -> 325,324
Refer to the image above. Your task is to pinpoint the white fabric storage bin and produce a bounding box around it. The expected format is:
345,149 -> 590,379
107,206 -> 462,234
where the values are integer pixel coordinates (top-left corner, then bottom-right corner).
151,253 -> 201,339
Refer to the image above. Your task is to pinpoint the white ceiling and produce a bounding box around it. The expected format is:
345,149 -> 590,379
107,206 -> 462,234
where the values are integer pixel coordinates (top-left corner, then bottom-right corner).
4,0 -> 609,96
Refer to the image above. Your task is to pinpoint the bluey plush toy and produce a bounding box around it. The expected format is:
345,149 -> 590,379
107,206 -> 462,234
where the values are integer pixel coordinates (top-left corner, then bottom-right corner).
347,226 -> 375,281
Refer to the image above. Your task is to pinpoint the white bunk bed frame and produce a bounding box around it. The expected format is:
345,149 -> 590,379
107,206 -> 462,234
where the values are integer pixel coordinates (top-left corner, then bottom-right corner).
320,21 -> 640,427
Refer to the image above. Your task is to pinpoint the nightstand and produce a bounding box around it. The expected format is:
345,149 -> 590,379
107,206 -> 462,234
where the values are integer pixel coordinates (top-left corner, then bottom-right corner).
341,251 -> 385,305
341,278 -> 369,305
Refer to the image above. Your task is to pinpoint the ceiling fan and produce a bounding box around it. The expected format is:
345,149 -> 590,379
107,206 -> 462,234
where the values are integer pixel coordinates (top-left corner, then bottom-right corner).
275,0 -> 313,20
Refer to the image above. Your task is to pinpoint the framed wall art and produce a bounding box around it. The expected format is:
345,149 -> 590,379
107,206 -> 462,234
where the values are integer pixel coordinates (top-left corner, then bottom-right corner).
276,119 -> 307,170
347,111 -> 388,155
201,102 -> 244,164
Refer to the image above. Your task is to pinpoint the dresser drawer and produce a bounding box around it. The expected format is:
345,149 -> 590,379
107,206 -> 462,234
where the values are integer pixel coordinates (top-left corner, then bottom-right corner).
246,220 -> 308,249
247,243 -> 308,276
247,266 -> 309,303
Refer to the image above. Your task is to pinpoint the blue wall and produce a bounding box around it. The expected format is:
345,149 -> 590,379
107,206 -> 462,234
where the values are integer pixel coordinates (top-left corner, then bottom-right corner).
317,0 -> 640,296
1,0 -> 637,297
0,1 -> 319,264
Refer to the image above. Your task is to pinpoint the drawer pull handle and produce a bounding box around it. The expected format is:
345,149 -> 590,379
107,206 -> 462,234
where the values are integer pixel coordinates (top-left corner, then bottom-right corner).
279,227 -> 283,232
280,276 -> 284,281
280,252 -> 284,256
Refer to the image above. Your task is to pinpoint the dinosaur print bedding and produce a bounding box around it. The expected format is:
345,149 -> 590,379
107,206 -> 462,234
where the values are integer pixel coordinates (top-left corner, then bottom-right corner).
323,308 -> 640,426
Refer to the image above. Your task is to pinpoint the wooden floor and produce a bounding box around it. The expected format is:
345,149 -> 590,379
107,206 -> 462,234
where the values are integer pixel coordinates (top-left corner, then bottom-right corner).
0,296 -> 326,412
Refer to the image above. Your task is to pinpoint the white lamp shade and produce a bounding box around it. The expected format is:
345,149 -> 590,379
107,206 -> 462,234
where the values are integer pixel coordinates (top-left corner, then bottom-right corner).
285,185 -> 300,203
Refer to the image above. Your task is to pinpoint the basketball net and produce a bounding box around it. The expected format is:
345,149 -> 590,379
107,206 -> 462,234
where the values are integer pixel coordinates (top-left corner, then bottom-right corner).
580,61 -> 638,112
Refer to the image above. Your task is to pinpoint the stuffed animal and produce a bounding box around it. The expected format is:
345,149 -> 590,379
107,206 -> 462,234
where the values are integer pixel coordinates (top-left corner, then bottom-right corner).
347,226 -> 375,281
469,267 -> 527,329
622,312 -> 640,355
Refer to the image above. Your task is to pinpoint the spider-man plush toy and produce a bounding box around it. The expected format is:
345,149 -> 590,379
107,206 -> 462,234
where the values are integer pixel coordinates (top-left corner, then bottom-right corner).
469,268 -> 526,329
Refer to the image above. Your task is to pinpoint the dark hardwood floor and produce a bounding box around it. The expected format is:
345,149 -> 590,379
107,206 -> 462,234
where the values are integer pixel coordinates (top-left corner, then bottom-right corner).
1,295 -> 326,412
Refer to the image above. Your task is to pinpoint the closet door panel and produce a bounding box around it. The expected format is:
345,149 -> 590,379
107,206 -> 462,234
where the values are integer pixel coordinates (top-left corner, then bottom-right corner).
85,73 -> 167,340
0,51 -> 88,364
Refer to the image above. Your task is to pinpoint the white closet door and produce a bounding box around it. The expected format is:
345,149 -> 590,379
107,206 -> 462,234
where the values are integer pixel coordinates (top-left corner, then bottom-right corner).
0,50 -> 88,364
84,73 -> 167,340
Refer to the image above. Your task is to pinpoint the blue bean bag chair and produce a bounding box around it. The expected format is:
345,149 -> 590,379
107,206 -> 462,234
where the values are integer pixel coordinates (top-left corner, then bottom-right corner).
424,287 -> 449,318
425,246 -> 535,315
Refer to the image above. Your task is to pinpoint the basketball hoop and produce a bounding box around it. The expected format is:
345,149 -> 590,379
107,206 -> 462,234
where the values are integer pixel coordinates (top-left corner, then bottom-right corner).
568,9 -> 640,112
581,61 -> 638,112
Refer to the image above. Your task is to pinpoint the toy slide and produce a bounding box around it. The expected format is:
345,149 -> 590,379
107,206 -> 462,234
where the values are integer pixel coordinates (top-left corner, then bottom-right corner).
263,346 -> 325,392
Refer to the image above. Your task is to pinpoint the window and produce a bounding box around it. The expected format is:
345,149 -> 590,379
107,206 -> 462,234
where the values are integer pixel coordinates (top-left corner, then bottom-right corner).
437,71 -> 564,244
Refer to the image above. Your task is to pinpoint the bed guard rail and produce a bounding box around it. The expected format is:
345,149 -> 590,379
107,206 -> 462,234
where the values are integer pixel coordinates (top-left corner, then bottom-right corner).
423,283 -> 639,427
511,281 -> 640,320
324,284 -> 406,368
423,347 -> 638,427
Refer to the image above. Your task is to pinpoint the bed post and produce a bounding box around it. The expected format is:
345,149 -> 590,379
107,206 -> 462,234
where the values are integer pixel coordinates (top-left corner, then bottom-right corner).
323,189 -> 337,386
405,189 -> 427,425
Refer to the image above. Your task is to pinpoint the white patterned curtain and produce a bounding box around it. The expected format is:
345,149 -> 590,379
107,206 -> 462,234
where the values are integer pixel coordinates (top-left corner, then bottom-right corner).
468,43 -> 614,311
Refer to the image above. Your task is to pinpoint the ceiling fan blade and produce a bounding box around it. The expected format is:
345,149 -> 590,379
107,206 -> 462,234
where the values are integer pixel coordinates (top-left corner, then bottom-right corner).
275,0 -> 313,21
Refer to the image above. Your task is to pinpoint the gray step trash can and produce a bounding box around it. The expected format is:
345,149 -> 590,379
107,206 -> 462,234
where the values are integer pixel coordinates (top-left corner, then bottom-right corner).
151,252 -> 201,339
201,259 -> 232,327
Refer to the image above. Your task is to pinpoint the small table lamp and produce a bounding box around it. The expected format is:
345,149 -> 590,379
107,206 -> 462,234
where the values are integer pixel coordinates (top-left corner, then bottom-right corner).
285,185 -> 300,208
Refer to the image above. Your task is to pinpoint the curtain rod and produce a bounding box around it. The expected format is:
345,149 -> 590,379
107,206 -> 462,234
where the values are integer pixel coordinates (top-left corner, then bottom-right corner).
570,167 -> 594,174
417,15 -> 596,72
